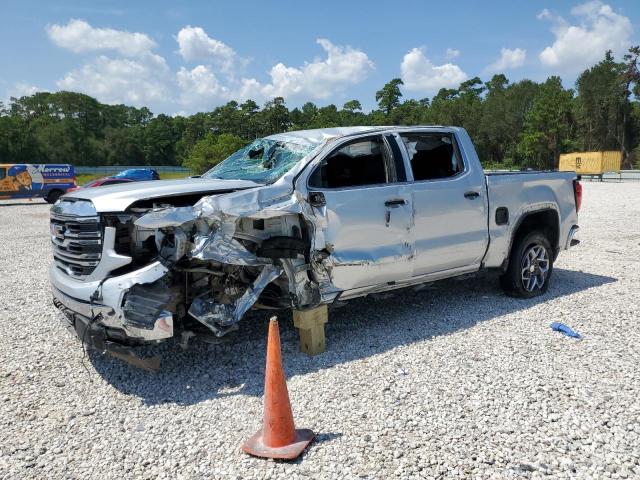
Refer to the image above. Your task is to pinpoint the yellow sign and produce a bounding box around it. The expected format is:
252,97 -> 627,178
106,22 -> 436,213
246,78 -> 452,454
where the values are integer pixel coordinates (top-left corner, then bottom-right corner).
559,151 -> 622,174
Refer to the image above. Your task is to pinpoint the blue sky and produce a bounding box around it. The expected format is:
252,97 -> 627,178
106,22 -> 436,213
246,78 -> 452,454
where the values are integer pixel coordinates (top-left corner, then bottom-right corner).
1,0 -> 638,114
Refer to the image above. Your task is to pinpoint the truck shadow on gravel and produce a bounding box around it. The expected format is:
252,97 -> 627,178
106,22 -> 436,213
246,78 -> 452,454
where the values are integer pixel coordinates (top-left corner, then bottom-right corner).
88,268 -> 616,405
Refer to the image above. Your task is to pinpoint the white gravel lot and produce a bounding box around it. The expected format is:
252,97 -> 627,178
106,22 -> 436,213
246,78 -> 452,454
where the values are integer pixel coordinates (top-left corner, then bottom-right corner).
1,182 -> 639,480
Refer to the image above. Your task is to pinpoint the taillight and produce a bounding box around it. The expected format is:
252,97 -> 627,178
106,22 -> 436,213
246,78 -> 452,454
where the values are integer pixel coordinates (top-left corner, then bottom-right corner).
574,180 -> 582,212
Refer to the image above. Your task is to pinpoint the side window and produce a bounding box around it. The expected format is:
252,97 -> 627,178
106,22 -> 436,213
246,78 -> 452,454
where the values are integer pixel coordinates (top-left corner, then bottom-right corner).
400,133 -> 463,181
0,168 -> 5,180
309,137 -> 389,188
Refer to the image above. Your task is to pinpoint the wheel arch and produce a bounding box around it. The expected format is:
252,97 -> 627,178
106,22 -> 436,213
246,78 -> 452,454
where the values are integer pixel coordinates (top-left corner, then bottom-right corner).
501,207 -> 560,272
45,188 -> 65,203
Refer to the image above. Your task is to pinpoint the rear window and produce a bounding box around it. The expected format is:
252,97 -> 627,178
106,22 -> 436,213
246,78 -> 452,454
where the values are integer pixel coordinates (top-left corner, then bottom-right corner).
114,169 -> 143,178
102,179 -> 130,186
400,133 -> 463,181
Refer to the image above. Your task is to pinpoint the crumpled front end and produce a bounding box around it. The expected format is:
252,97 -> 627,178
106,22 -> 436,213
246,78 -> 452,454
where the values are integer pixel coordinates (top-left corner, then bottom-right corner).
132,185 -> 333,338
48,175 -> 346,354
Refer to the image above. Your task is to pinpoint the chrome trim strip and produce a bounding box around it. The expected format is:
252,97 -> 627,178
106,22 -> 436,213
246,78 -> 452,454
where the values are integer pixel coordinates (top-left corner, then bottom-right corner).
51,213 -> 100,223
53,250 -> 101,262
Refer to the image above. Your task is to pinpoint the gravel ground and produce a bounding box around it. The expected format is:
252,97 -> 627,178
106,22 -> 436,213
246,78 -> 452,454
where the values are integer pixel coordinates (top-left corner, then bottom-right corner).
1,182 -> 639,479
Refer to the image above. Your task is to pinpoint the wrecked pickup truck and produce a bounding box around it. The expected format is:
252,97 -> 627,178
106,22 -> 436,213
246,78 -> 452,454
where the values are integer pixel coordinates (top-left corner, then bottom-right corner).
49,126 -> 581,353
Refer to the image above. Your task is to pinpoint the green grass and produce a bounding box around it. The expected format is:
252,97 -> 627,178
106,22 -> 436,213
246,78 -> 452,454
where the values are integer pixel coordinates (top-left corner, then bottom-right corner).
75,171 -> 190,185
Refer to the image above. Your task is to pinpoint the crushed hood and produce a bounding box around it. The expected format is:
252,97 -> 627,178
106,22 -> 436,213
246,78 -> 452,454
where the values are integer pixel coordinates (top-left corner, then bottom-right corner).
63,178 -> 261,212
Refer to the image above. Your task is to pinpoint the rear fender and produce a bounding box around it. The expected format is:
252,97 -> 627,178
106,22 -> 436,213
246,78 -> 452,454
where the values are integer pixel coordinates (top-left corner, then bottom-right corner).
500,205 -> 561,271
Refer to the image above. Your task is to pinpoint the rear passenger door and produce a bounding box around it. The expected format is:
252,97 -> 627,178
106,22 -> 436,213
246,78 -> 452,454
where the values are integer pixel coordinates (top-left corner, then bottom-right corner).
303,134 -> 414,291
399,131 -> 488,275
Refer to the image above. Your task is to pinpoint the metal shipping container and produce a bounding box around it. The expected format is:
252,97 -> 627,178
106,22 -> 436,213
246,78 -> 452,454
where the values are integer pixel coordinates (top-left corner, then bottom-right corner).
559,151 -> 622,176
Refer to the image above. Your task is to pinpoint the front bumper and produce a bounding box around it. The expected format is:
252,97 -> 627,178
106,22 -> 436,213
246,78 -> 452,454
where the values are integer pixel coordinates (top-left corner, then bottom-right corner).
50,260 -> 174,343
53,296 -> 163,371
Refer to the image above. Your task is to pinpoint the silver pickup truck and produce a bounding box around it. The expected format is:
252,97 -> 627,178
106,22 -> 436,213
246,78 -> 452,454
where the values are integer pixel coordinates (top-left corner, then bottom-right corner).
49,126 -> 581,354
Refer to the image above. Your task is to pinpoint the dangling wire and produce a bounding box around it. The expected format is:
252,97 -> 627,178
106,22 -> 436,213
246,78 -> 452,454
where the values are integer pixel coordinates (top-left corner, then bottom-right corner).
80,277 -> 110,379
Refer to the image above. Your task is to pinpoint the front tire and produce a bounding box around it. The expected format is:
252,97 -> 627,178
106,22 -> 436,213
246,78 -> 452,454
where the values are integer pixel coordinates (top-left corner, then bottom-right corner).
500,231 -> 553,298
46,189 -> 63,204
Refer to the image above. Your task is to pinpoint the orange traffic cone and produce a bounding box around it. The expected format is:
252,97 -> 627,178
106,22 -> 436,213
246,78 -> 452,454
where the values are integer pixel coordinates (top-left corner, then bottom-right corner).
242,316 -> 314,459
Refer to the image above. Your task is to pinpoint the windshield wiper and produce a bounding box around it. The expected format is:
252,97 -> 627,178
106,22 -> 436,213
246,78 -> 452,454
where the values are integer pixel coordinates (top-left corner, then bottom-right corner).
207,176 -> 266,185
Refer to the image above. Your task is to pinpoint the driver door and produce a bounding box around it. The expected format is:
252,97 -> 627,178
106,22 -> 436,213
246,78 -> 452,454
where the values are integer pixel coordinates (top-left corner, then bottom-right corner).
301,134 -> 414,292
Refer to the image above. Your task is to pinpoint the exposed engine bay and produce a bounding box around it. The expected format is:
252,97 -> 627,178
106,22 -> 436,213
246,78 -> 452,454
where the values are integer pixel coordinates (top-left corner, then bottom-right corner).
105,188 -> 328,342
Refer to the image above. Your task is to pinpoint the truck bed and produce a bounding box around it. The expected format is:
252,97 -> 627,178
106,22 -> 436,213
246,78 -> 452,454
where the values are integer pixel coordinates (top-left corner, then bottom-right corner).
482,170 -> 579,268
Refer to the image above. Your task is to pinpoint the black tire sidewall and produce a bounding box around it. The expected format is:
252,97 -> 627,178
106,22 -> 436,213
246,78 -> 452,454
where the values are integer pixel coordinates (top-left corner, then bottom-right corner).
503,231 -> 554,298
46,190 -> 63,204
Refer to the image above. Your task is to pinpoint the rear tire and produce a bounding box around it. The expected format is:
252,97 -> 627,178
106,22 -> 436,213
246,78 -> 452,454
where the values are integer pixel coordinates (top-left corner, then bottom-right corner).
46,189 -> 63,204
500,231 -> 553,298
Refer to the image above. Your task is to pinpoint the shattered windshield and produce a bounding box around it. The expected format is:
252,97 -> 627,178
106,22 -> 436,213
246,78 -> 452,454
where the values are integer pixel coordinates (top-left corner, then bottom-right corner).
202,138 -> 316,184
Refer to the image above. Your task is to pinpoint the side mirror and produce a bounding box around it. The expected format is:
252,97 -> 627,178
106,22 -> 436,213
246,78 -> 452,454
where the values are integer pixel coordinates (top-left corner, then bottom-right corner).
308,191 -> 326,207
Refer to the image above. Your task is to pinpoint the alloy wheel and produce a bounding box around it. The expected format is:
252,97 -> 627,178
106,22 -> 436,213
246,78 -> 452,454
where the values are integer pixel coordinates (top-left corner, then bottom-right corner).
520,244 -> 549,292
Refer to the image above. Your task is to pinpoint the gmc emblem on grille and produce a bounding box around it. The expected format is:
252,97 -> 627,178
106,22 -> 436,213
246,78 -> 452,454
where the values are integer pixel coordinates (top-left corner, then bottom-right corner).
51,223 -> 65,240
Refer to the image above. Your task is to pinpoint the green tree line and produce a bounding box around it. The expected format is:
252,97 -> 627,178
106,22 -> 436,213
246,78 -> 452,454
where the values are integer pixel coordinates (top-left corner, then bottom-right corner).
1,48 -> 639,174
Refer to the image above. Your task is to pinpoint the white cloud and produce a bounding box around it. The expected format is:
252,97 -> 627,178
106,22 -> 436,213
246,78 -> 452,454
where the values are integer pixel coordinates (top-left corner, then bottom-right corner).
176,26 -> 237,72
445,48 -> 460,60
400,48 -> 467,92
2,83 -> 42,106
537,8 -> 552,20
539,1 -> 633,71
238,38 -> 374,101
9,82 -> 41,98
47,19 -> 156,57
47,23 -> 372,113
57,55 -> 170,106
48,19 -> 171,109
176,65 -> 230,109
487,47 -> 526,71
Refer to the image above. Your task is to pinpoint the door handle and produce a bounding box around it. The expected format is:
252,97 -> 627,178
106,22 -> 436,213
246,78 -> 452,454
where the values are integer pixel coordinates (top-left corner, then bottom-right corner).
464,191 -> 480,199
384,198 -> 407,208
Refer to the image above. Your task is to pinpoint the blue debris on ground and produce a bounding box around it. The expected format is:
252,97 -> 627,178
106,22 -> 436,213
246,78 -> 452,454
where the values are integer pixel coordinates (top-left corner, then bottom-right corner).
550,322 -> 582,339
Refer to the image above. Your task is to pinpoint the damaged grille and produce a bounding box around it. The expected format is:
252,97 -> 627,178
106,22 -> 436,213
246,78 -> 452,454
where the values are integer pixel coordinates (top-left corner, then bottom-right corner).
51,212 -> 102,278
